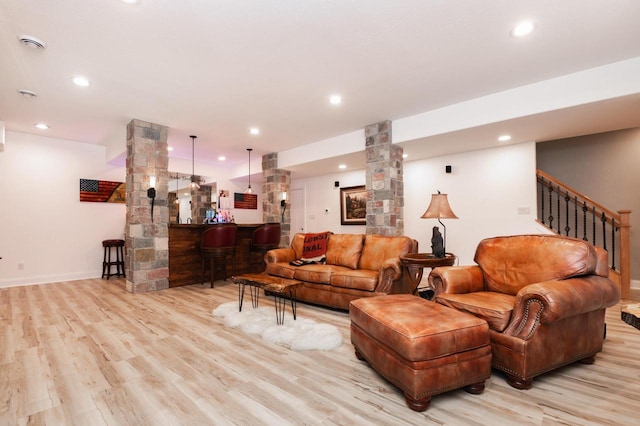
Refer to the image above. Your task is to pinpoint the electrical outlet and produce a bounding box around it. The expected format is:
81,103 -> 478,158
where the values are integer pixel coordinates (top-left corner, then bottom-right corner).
18,263 -> 24,270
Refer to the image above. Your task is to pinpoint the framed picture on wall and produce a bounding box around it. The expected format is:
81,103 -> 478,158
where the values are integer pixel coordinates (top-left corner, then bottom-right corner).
340,185 -> 367,225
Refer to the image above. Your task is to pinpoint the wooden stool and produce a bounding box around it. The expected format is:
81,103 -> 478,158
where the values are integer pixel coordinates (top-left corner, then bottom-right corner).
102,239 -> 125,279
350,295 -> 491,411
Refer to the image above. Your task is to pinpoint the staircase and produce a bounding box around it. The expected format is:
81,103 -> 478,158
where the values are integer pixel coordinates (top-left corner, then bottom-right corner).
536,169 -> 631,300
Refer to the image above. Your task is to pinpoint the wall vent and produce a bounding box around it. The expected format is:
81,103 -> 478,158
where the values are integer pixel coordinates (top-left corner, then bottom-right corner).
17,35 -> 46,50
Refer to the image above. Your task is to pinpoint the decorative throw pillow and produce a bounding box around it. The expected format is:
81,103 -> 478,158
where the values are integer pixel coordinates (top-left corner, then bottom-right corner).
300,232 -> 330,263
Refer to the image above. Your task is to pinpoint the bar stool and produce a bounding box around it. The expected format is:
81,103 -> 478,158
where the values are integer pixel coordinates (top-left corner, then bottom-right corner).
201,223 -> 238,288
249,222 -> 281,272
102,239 -> 125,279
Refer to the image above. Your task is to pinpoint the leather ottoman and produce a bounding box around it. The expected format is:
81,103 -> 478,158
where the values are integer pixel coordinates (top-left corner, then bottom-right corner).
350,294 -> 491,411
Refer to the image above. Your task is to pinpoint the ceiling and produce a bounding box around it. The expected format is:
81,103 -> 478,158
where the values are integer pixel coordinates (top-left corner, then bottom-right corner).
2,0 -> 640,178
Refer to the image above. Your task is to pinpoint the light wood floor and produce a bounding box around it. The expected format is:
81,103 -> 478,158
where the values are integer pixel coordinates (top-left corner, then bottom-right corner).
1,279 -> 639,425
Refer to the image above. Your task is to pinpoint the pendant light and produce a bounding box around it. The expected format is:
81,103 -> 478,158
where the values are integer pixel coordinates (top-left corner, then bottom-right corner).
174,173 -> 180,204
189,135 -> 200,190
245,148 -> 253,194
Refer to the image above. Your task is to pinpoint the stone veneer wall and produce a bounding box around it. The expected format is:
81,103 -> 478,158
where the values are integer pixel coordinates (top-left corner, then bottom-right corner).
190,180 -> 213,224
262,152 -> 290,246
365,120 -> 404,236
125,119 -> 170,293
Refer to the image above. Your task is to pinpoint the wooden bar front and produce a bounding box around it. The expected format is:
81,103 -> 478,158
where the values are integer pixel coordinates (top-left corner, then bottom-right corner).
168,223 -> 265,287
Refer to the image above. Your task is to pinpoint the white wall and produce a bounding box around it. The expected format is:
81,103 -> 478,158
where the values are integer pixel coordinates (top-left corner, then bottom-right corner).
404,141 -> 541,265
292,141 -> 541,266
292,170 -> 367,235
0,132 -> 126,287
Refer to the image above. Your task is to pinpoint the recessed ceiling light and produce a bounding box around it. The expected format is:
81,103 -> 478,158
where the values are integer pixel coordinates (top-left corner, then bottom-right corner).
338,164 -> 347,169
218,156 -> 226,161
402,153 -> 408,159
35,123 -> 49,130
249,127 -> 260,135
167,146 -> 174,151
17,35 -> 46,50
121,0 -> 140,4
329,95 -> 342,105
498,135 -> 512,142
511,20 -> 535,37
17,89 -> 37,98
72,76 -> 90,87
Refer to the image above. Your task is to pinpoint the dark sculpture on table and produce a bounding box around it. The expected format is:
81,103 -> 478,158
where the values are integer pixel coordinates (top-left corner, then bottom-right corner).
431,226 -> 445,258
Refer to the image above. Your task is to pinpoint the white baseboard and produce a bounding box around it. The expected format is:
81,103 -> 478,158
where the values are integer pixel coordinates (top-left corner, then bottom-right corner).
0,272 -> 101,289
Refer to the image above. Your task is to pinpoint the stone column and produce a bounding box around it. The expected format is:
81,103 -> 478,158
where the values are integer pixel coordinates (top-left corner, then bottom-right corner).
365,120 -> 404,236
190,181 -> 212,224
262,152 -> 290,246
125,119 -> 169,293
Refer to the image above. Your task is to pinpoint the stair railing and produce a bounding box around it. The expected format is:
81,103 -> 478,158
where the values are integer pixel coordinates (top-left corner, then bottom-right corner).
536,169 -> 631,300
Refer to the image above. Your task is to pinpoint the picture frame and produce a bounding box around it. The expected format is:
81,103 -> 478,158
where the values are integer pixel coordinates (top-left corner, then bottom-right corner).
340,185 -> 367,225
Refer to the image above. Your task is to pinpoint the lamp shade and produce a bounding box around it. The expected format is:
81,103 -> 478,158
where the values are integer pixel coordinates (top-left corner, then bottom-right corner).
420,192 -> 458,219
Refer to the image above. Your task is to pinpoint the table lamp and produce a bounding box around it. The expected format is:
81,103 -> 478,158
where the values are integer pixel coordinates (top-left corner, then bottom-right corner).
420,191 -> 458,257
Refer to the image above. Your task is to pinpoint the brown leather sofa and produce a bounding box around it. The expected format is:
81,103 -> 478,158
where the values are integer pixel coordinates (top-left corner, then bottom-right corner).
265,233 -> 418,310
428,234 -> 621,389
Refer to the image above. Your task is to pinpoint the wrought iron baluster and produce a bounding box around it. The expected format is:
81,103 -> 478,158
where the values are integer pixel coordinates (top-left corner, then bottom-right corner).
548,185 -> 554,231
556,185 -> 561,234
573,196 -> 578,238
601,212 -> 607,251
582,201 -> 588,241
564,191 -> 570,236
592,206 -> 596,245
611,218 -> 617,271
540,179 -> 546,225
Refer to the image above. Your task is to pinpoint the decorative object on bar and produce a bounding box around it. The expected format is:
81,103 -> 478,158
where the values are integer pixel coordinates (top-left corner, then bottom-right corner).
189,135 -> 200,190
420,191 -> 458,258
245,148 -> 253,194
147,175 -> 156,223
280,191 -> 287,222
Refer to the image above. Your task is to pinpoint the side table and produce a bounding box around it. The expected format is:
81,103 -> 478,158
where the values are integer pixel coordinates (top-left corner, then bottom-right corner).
400,253 -> 456,297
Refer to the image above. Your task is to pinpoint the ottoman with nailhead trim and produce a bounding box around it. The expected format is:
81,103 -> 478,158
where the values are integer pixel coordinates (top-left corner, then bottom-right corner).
350,294 -> 491,411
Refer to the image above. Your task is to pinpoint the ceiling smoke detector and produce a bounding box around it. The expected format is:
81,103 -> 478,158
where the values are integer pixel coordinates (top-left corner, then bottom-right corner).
17,35 -> 47,50
17,89 -> 37,98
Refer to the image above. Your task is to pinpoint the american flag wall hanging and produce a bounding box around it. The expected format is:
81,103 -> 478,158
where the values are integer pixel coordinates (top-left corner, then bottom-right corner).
80,178 -> 126,203
234,192 -> 257,209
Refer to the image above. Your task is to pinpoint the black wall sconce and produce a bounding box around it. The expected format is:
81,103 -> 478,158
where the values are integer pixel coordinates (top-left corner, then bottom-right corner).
148,175 -> 156,222
280,191 -> 287,222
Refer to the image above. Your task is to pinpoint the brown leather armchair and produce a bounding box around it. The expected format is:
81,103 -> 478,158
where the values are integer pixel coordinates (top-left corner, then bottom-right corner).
428,234 -> 620,389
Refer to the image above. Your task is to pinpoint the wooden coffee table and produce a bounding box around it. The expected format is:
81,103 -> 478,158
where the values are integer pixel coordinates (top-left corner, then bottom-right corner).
231,273 -> 303,325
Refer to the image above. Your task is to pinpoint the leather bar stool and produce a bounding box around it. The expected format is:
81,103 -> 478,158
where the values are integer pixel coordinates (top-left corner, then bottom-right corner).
102,239 -> 125,279
249,222 -> 281,272
201,223 -> 238,288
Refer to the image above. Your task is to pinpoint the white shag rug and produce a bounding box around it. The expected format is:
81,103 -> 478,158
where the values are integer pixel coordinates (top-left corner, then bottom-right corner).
212,301 -> 343,351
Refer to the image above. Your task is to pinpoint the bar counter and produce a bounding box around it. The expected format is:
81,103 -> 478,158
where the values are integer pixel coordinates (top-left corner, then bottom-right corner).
168,223 -> 264,287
